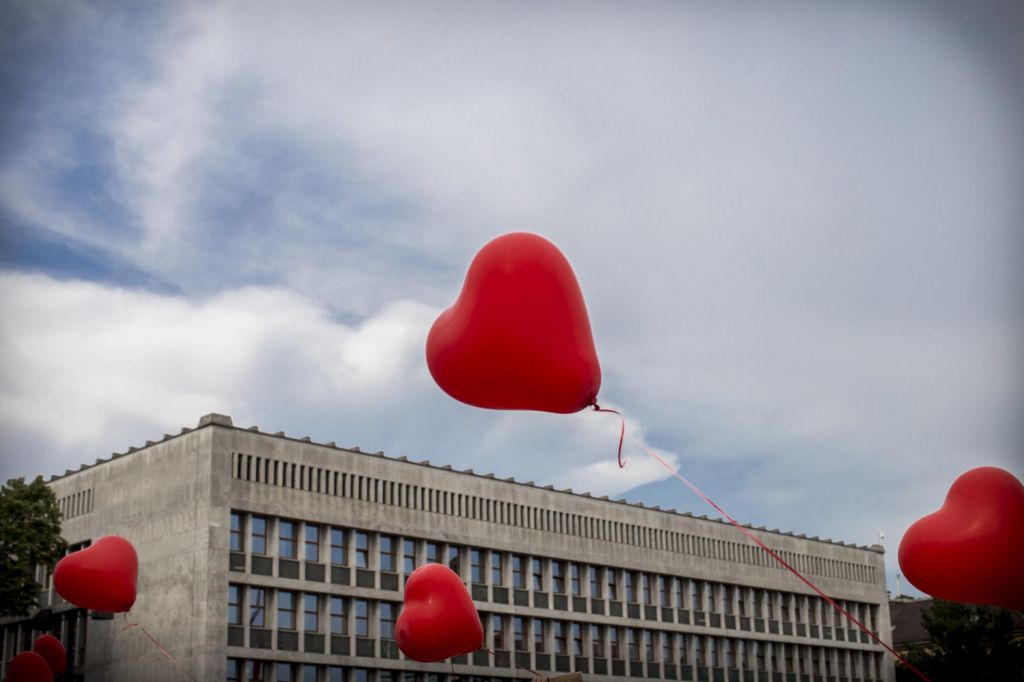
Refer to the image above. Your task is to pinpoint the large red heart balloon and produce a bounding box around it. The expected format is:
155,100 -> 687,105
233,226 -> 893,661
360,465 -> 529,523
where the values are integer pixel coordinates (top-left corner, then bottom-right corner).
426,232 -> 601,414
32,634 -> 66,675
898,466 -> 1024,610
396,563 -> 483,662
53,535 -> 138,613
7,651 -> 52,682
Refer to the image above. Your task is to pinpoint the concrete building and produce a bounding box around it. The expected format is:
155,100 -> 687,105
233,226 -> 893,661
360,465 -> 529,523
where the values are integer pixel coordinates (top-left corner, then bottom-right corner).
2,414 -> 895,682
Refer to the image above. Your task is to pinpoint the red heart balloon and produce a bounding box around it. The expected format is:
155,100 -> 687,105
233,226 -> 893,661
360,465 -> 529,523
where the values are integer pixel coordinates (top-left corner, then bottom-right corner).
32,634 -> 66,675
898,466 -> 1024,610
7,651 -> 52,682
54,535 -> 138,613
426,232 -> 601,414
396,563 -> 483,662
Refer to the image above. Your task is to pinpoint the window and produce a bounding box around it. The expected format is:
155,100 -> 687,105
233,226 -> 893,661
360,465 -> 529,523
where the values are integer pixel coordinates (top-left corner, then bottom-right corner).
570,563 -> 581,595
627,628 -> 639,661
662,631 -> 672,663
589,566 -> 600,598
533,618 -> 545,652
448,545 -> 460,574
280,520 -> 297,559
706,583 -> 716,612
355,599 -> 369,637
492,614 -> 504,649
625,572 -> 636,603
645,630 -> 655,662
380,602 -> 396,639
660,575 -> 670,606
228,585 -> 242,625
355,532 -> 369,568
692,581 -> 704,611
380,535 -> 395,572
249,587 -> 266,627
328,668 -> 344,682
305,524 -> 320,562
301,666 -> 316,682
642,573 -> 651,604
532,558 -> 543,590
710,637 -> 718,667
553,621 -> 567,654
304,593 -> 319,632
276,663 -> 293,682
249,661 -> 267,682
592,625 -> 604,658
724,585 -> 734,615
572,623 -> 583,656
513,617 -> 525,651
471,549 -> 483,584
551,561 -> 564,593
403,539 -> 416,574
227,658 -> 241,682
251,516 -> 267,555
490,551 -> 503,585
512,555 -> 525,589
609,627 -> 620,659
330,596 -> 346,635
278,591 -> 297,630
426,542 -> 440,564
330,527 -> 347,565
230,513 -> 243,552
607,568 -> 618,600
679,634 -> 688,664
695,636 -> 704,666
738,588 -> 746,616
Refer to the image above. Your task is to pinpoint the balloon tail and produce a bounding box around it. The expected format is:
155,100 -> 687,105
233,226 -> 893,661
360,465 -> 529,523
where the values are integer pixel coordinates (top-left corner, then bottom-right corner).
592,403 -> 626,468
121,613 -> 198,682
637,445 -> 932,682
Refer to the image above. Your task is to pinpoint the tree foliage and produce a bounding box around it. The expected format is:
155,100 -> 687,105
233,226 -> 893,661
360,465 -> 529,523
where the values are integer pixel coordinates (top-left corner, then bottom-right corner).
896,600 -> 1024,681
0,476 -> 66,617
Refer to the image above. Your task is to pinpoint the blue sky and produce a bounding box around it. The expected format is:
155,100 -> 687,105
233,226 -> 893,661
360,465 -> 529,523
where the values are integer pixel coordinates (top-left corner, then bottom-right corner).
2,1 -> 1022,600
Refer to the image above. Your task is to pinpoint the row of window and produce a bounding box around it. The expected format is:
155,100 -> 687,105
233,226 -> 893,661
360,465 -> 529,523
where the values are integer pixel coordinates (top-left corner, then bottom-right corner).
57,487 -> 94,520
227,661 -> 517,682
231,451 -> 876,584
227,587 -> 883,679
229,514 -> 881,632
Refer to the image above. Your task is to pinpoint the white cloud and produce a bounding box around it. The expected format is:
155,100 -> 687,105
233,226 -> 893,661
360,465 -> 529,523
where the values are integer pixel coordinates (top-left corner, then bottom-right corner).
0,273 -> 678,498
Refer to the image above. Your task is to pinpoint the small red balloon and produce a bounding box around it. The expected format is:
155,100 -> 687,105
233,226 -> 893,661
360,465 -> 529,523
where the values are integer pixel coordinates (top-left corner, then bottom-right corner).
32,634 -> 66,675
396,563 -> 483,662
7,651 -> 52,682
426,232 -> 602,414
899,466 -> 1024,610
54,535 -> 138,613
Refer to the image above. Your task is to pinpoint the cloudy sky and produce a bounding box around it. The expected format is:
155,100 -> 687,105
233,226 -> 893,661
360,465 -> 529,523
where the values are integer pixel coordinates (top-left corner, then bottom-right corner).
2,1 -> 1022,598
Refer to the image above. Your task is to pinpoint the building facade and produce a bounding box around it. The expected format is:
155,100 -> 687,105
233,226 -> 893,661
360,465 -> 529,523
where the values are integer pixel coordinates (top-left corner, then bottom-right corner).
2,414 -> 895,682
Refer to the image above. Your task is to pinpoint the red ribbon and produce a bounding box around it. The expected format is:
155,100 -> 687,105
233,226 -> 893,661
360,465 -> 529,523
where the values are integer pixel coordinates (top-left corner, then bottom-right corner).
592,403 -> 626,468
638,445 -> 931,682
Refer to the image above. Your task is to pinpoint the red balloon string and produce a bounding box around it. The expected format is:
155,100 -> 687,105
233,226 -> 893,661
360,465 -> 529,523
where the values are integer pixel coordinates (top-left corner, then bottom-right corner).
120,614 -> 198,682
592,403 -> 626,468
637,445 -> 932,682
482,647 -> 542,678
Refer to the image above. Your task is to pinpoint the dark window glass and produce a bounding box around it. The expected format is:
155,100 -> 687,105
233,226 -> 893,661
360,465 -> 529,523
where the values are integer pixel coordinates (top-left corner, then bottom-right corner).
628,628 -> 639,661
330,528 -> 347,565
592,625 -> 604,658
280,520 -> 297,559
426,542 -> 440,564
490,551 -> 503,584
607,568 -> 618,600
301,666 -> 316,682
403,539 -> 416,574
660,575 -> 670,606
512,555 -> 525,589
492,614 -> 504,649
355,532 -> 369,568
553,621 -> 566,654
448,545 -> 460,574
533,618 -> 545,652
380,602 -> 396,639
305,525 -> 320,562
532,558 -> 542,590
642,573 -> 651,604
304,593 -> 319,632
380,535 -> 395,572
513,616 -> 525,651
227,658 -> 241,682
570,564 -> 581,596
471,549 -> 483,584
645,630 -> 655,662
230,513 -> 243,552
355,599 -> 369,637
249,587 -> 266,627
590,566 -> 600,597
572,623 -> 583,656
228,585 -> 242,625
328,668 -> 344,682
662,631 -> 673,662
278,591 -> 296,630
276,663 -> 293,682
551,561 -> 564,593
609,627 -> 620,659
625,571 -> 636,602
330,596 -> 346,635
251,516 -> 267,555
248,661 -> 266,681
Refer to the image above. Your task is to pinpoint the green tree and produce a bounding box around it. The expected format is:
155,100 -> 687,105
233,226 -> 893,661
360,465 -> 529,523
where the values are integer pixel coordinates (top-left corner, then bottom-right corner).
897,600 -> 1024,681
0,476 -> 66,617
